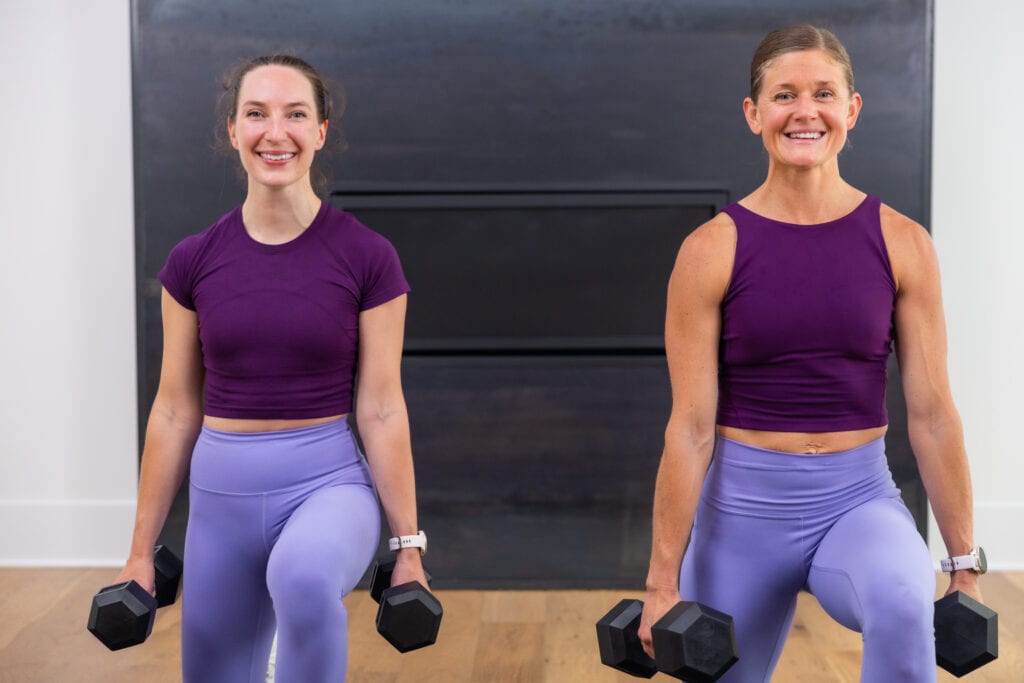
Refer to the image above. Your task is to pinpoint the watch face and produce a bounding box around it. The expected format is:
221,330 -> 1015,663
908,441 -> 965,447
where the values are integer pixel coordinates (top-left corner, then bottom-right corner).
977,546 -> 987,574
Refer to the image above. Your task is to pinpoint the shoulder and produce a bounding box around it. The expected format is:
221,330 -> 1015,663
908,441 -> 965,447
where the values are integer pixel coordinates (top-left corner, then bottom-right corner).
167,206 -> 240,263
879,203 -> 938,292
671,211 -> 736,298
679,212 -> 736,261
319,203 -> 399,254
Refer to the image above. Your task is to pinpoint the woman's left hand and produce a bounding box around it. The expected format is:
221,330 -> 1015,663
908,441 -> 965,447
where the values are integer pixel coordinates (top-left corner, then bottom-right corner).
945,570 -> 984,604
390,548 -> 432,592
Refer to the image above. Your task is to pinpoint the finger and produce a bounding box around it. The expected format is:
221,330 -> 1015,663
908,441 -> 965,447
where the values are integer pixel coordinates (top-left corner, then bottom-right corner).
639,628 -> 654,658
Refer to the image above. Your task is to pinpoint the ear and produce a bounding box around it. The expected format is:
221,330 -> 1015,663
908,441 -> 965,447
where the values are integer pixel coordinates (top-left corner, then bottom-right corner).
227,117 -> 239,150
316,118 -> 328,151
846,92 -> 863,131
742,97 -> 762,135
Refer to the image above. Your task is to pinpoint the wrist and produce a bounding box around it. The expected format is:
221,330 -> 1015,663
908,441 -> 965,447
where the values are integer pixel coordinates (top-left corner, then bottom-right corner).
645,577 -> 680,594
128,546 -> 156,562
394,548 -> 424,563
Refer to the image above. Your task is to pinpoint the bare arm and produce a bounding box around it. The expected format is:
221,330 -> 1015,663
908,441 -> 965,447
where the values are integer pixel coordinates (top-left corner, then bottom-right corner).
116,290 -> 204,592
884,206 -> 982,601
639,215 -> 735,657
355,294 -> 427,587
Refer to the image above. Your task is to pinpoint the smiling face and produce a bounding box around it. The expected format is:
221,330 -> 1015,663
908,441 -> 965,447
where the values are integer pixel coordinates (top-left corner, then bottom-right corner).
742,49 -> 862,171
227,64 -> 328,192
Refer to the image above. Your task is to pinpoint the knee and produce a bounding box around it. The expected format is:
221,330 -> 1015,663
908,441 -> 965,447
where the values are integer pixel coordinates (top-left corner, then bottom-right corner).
860,580 -> 935,680
862,577 -> 933,640
267,562 -> 344,623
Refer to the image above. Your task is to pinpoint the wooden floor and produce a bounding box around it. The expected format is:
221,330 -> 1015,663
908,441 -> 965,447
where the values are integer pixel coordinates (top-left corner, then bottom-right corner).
1,569 -> 1021,682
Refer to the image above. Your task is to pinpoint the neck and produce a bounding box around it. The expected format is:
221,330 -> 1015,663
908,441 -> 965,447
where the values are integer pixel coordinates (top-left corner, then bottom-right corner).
749,161 -> 861,224
242,180 -> 322,244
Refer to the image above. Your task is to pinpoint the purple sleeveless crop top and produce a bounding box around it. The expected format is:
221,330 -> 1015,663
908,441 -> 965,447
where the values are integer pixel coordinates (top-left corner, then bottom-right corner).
716,195 -> 895,432
158,201 -> 410,419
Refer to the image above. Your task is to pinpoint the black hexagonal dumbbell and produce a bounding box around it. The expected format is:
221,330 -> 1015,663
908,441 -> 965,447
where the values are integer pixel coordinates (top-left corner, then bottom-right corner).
934,590 -> 998,677
596,598 -> 738,681
369,555 -> 443,652
87,545 -> 183,651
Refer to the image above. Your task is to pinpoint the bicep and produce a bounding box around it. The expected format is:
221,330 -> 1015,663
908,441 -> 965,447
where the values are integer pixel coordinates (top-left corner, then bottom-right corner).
355,294 -> 408,410
664,221 -> 732,433
154,289 -> 203,415
889,219 -> 954,419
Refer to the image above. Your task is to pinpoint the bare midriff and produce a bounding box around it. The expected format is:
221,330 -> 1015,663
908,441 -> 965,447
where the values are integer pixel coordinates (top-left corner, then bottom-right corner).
716,425 -> 888,455
203,414 -> 348,433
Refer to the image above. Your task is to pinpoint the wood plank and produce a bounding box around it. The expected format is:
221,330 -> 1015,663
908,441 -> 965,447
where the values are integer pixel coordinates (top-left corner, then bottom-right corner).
542,590 -> 640,683
470,622 -> 545,683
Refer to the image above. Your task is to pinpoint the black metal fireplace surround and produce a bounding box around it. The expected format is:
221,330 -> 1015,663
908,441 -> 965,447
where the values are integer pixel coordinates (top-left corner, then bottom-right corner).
133,1 -> 933,587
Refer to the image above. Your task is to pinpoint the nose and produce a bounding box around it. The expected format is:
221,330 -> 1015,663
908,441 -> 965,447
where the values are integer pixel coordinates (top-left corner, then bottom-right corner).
265,114 -> 287,140
794,94 -> 819,120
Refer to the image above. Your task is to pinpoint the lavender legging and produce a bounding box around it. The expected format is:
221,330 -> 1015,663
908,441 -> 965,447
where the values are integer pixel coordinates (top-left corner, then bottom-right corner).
181,419 -> 380,683
679,436 -> 936,682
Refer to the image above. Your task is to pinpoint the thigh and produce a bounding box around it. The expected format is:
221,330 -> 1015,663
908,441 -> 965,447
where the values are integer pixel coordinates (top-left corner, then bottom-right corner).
266,483 -> 381,601
680,504 -> 805,683
808,496 -> 935,631
182,484 -> 276,683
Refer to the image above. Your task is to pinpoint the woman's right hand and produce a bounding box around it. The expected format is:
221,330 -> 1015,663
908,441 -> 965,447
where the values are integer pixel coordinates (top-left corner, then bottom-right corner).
638,586 -> 681,660
113,555 -> 157,597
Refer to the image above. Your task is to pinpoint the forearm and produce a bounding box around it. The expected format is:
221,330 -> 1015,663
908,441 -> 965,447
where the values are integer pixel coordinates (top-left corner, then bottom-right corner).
358,402 -> 418,538
646,423 -> 714,591
909,409 -> 973,557
127,404 -> 202,560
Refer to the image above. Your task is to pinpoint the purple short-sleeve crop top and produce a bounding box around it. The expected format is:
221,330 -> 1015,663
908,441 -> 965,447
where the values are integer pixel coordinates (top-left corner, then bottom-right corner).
717,195 -> 896,432
158,201 -> 410,419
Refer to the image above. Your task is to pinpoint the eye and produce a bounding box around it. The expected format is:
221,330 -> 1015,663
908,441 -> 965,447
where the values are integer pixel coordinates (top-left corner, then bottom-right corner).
289,111 -> 308,119
816,90 -> 835,99
245,110 -> 264,119
774,92 -> 795,102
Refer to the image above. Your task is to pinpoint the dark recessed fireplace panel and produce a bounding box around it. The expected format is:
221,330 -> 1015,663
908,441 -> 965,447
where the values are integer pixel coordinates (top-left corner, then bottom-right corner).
338,191 -> 724,350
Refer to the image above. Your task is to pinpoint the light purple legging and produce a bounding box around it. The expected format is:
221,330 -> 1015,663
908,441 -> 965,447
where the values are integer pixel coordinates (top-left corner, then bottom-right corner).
679,436 -> 936,682
181,419 -> 380,683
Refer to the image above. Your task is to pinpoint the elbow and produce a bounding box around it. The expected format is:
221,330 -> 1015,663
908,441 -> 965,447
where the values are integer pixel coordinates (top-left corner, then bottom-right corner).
664,412 -> 716,457
355,394 -> 408,433
906,400 -> 963,443
150,393 -> 203,435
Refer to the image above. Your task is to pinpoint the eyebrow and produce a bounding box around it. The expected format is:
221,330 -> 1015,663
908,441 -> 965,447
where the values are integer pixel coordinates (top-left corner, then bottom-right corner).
240,100 -> 313,109
772,81 -> 840,90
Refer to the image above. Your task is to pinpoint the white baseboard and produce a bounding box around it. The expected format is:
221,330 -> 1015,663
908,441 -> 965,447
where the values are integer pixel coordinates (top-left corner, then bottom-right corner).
929,501 -> 1024,571
0,499 -> 136,566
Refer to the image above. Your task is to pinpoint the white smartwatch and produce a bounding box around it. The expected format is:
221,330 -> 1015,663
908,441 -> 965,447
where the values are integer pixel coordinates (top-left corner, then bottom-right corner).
388,530 -> 428,556
940,546 -> 987,574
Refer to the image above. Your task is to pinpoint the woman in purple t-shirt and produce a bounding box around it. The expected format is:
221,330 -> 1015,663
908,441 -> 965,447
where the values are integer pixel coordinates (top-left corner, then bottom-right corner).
114,55 -> 429,681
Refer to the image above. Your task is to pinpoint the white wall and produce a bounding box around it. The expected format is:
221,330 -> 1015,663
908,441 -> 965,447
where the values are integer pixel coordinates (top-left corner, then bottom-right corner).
0,0 -> 138,565
929,0 -> 1024,569
0,1 -> 1020,569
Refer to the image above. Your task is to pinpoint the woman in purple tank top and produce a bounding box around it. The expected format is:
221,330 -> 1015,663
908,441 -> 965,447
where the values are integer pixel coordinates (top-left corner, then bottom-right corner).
638,26 -> 988,682
112,56 -> 429,682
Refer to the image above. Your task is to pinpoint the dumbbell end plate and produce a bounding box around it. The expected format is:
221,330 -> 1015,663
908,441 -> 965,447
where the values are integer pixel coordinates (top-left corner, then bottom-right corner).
87,580 -> 157,651
935,591 -> 998,677
375,581 -> 443,653
595,599 -> 657,678
651,601 -> 739,683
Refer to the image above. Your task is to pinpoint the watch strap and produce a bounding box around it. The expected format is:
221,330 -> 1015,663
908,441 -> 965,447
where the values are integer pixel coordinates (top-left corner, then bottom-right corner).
388,530 -> 427,555
940,551 -> 979,572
